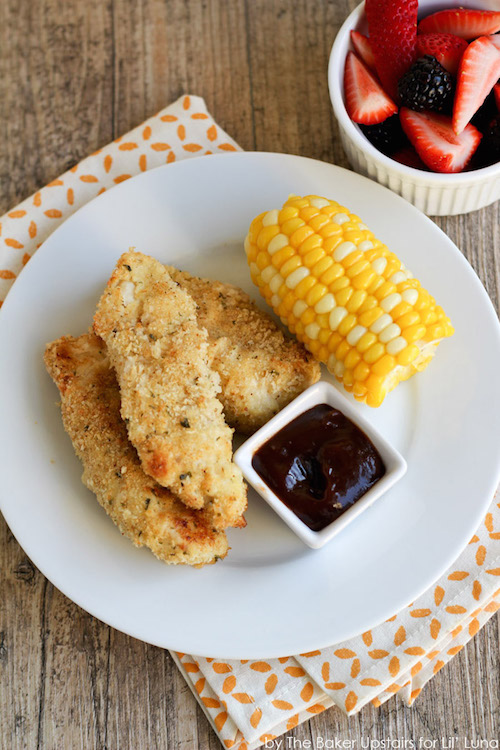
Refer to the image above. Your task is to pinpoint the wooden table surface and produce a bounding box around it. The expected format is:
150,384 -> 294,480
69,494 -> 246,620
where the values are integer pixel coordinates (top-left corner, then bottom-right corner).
1,1 -> 499,748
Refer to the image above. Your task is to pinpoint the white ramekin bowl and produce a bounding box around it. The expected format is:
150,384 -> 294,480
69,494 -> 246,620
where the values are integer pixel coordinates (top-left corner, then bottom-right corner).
234,382 -> 407,550
328,0 -> 500,215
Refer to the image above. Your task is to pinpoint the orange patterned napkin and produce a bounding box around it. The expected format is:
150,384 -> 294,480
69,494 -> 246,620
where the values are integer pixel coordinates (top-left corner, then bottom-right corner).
173,488 -> 499,749
0,94 -> 498,750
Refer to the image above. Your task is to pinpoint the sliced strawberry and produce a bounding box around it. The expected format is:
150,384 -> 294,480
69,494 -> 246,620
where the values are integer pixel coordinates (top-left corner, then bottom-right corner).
400,108 -> 482,173
350,31 -> 377,71
344,51 -> 398,125
416,33 -> 468,75
494,83 -> 500,112
392,146 -> 429,170
489,33 -> 500,50
418,9 -> 500,39
452,36 -> 500,134
366,0 -> 418,101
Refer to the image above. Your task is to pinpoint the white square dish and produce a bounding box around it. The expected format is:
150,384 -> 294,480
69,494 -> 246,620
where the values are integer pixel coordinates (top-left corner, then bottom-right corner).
234,381 -> 407,549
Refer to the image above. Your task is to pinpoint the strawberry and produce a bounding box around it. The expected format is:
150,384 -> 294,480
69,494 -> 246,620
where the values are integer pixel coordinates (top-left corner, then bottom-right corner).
452,36 -> 500,134
489,33 -> 500,50
416,33 -> 468,75
400,108 -> 482,172
494,83 -> 500,112
350,31 -> 377,71
418,9 -> 500,39
392,146 -> 429,170
365,0 -> 418,101
344,51 -> 398,125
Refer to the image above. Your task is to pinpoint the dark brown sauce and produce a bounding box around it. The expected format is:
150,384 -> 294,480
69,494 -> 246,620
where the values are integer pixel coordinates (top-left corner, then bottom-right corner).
252,403 -> 385,532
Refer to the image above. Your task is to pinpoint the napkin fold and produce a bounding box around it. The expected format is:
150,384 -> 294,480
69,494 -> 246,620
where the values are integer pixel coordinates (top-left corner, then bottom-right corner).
1,94 -> 498,750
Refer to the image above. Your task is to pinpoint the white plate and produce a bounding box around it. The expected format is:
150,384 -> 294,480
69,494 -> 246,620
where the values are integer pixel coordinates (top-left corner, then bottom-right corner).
1,152 -> 500,659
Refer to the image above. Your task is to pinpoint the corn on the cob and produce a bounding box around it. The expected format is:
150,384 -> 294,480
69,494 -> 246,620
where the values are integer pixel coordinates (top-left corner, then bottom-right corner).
244,195 -> 454,407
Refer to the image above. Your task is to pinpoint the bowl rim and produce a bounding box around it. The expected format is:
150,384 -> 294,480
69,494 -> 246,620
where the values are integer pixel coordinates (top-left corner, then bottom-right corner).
328,1 -> 500,185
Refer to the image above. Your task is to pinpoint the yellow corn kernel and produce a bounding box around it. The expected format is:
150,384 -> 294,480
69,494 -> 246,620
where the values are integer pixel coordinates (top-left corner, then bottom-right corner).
257,225 -> 280,250
307,339 -> 321,356
320,222 -> 343,239
321,263 -> 345,286
342,251 -> 365,270
318,345 -> 329,361
299,234 -> 323,255
278,206 -> 299,223
390,300 -> 413,320
305,283 -> 327,307
374,281 -> 397,301
352,268 -> 376,291
420,308 -> 437,326
353,387 -> 368,402
366,276 -> 385,295
343,370 -> 355,388
344,229 -> 364,244
323,235 -> 343,255
308,213 -> 331,232
346,260 -> 370,280
357,296 -> 378,315
286,197 -> 309,209
356,331 -> 377,353
290,225 -> 315,249
335,287 -> 353,307
353,360 -> 371,382
397,311 -> 421,329
372,354 -> 396,377
327,332 -> 342,351
345,349 -> 361,370
346,290 -> 367,313
329,274 -> 349,293
301,308 -> 317,326
313,256 -> 334,278
335,340 -> 350,361
364,342 -> 385,364
358,307 -> 382,328
272,246 -> 296,269
281,290 -> 298,312
256,251 -> 271,270
402,324 -> 426,344
299,206 -> 320,222
280,256 -> 303,278
426,323 -> 445,340
315,329 -> 328,348
281,217 -> 304,236
397,343 -> 420,367
295,275 -> 317,299
303,247 -> 326,268
338,313 -> 357,337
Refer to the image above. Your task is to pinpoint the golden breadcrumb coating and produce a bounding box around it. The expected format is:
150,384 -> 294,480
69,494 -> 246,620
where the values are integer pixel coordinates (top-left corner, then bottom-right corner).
93,251 -> 247,529
44,333 -> 229,566
167,266 -> 321,433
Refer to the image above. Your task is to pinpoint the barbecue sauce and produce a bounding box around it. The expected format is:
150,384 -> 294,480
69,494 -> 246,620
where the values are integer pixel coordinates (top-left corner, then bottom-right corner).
252,404 -> 385,532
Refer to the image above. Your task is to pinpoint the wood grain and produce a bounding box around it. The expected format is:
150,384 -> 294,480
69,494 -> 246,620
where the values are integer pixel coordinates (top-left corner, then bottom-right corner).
0,1 -> 498,749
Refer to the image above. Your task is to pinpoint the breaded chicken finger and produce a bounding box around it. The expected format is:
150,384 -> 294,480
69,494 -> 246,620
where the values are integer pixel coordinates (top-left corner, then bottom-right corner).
93,252 -> 247,529
166,267 -> 321,433
44,333 -> 228,566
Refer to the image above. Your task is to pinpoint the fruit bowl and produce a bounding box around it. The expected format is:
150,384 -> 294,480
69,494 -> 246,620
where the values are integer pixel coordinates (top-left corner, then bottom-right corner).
328,0 -> 500,215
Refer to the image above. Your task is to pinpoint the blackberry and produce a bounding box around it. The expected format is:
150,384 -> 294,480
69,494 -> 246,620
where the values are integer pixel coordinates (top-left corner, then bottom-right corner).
466,114 -> 500,170
484,114 -> 500,161
398,55 -> 454,113
360,114 -> 408,156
